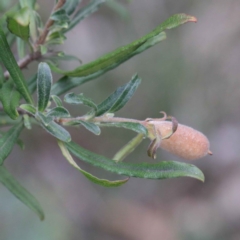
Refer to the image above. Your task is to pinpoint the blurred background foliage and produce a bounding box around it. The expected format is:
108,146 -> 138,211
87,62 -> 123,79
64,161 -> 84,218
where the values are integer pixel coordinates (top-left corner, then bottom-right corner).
1,0 -> 240,239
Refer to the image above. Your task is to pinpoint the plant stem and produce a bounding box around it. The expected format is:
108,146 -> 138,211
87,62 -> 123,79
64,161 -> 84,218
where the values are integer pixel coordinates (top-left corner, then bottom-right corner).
58,116 -> 145,125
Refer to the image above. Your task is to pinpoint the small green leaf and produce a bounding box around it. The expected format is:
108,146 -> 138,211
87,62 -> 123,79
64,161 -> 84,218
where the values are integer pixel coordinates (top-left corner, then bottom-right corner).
96,74 -> 140,116
64,92 -> 97,111
66,141 -> 205,182
6,7 -> 30,41
23,114 -> 31,130
40,120 -> 71,142
78,120 -> 101,135
58,141 -> 128,187
37,62 -> 53,112
16,138 -> 25,149
0,121 -> 24,165
46,107 -> 70,118
0,81 -> 21,120
63,0 -> 81,16
51,9 -> 69,22
100,122 -> 148,135
19,104 -> 36,115
51,95 -> 63,107
66,0 -> 105,32
0,165 -> 44,220
36,112 -> 53,126
0,26 -> 33,104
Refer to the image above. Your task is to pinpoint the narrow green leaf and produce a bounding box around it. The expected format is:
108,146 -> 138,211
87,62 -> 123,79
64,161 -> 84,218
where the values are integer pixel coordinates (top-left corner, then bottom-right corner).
50,9 -> 69,22
16,138 -> 25,149
0,121 -> 24,165
46,107 -> 70,118
36,112 -> 53,126
65,0 -> 105,32
0,165 -> 44,220
66,141 -> 205,181
23,114 -> 31,129
40,120 -> 71,142
19,104 -> 36,115
0,26 -> 33,104
37,62 -> 52,112
51,95 -> 63,107
6,7 -> 30,41
96,74 -> 140,116
54,14 -> 196,77
78,120 -> 101,135
63,0 -> 82,16
64,92 -> 97,111
0,81 -> 21,120
58,141 -> 128,187
100,122 -> 148,135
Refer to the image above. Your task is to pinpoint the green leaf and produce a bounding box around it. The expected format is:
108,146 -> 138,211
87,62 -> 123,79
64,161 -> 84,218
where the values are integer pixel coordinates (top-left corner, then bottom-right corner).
53,13 -> 196,77
66,141 -> 205,181
46,107 -> 70,118
0,165 -> 44,220
64,92 -> 97,111
16,138 -> 25,149
37,62 -> 53,112
63,0 -> 81,15
40,120 -> 71,142
0,121 -> 24,165
19,104 -> 36,115
96,74 -> 140,116
58,141 -> 128,187
100,122 -> 148,135
0,81 -> 21,120
78,120 -> 101,135
65,0 -> 105,32
0,26 -> 33,104
23,114 -> 31,130
51,9 -> 69,22
36,112 -> 53,126
0,65 -> 4,88
6,7 -> 30,41
51,95 -> 63,107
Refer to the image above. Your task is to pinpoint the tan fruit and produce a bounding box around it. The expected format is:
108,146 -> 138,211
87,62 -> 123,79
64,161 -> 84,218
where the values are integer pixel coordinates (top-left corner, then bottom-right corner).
149,121 -> 212,160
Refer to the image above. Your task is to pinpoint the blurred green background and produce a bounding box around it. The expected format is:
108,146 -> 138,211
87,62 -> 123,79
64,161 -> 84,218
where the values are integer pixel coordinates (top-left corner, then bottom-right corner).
1,0 -> 240,239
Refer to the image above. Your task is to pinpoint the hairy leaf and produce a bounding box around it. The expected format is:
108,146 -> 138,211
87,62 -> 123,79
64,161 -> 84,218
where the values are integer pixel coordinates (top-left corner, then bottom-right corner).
0,165 -> 44,220
19,104 -> 36,116
66,141 -> 204,181
58,141 -> 128,187
96,74 -> 141,116
51,95 -> 63,107
0,26 -> 33,103
37,62 -> 52,112
47,107 -> 70,118
0,121 -> 24,165
64,92 -> 97,111
40,120 -> 71,142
